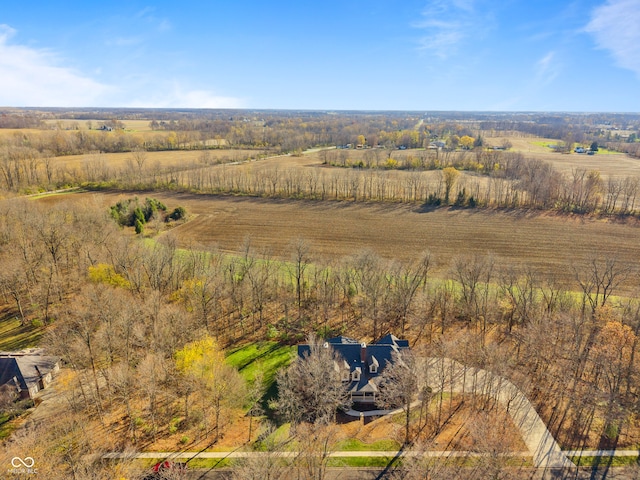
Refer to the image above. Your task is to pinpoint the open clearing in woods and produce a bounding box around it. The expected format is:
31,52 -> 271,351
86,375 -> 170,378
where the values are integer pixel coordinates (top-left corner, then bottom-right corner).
39,191 -> 640,293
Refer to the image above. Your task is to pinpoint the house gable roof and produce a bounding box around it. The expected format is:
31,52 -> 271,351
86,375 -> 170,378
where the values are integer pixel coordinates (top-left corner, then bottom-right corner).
0,351 -> 60,395
376,334 -> 409,348
0,357 -> 24,391
296,334 -> 409,398
327,336 -> 359,345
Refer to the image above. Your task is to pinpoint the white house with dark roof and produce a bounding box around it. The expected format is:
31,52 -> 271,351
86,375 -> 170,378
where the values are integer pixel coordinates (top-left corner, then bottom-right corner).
298,334 -> 409,405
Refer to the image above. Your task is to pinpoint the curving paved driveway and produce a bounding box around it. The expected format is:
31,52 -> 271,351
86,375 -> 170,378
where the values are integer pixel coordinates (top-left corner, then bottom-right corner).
105,358 -> 574,472
420,357 -> 574,469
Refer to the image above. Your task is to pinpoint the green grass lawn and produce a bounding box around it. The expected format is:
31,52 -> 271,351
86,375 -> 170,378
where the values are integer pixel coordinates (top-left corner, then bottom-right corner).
588,148 -> 618,155
327,456 -> 400,468
135,458 -> 233,470
185,458 -> 233,469
333,438 -> 402,452
530,140 -> 558,150
226,341 -> 295,416
0,315 -> 44,351
0,413 -> 17,440
226,341 -> 294,386
528,140 -> 622,156
0,398 -> 35,440
570,455 -> 640,467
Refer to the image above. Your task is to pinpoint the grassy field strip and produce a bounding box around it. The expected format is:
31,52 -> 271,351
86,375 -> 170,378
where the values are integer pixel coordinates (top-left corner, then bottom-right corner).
103,450 -> 532,459
113,451 -> 534,470
568,455 -> 640,467
142,229 -> 618,324
565,450 -> 640,457
51,148 -> 264,171
27,187 -> 86,199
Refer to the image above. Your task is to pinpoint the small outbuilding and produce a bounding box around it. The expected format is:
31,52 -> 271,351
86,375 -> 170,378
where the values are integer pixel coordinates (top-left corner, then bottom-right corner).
0,349 -> 61,400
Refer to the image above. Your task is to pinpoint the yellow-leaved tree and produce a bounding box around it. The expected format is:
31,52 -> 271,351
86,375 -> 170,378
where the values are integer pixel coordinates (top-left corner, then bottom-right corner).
459,135 -> 475,150
442,167 -> 460,205
87,263 -> 131,288
175,335 -> 246,441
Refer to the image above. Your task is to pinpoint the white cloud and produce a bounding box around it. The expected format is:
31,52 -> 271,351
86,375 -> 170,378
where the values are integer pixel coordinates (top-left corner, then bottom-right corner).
0,24 -> 15,43
135,6 -> 156,19
450,0 -> 475,13
535,51 -> 559,86
0,25 -> 243,108
106,36 -> 144,47
157,20 -> 172,33
128,84 -> 245,109
0,24 -> 113,106
135,6 -> 172,32
488,51 -> 560,111
413,0 -> 493,58
585,0 -> 640,77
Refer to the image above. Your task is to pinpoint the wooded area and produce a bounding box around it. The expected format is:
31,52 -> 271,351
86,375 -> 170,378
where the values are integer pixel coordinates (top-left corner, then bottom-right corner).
2,109 -> 640,478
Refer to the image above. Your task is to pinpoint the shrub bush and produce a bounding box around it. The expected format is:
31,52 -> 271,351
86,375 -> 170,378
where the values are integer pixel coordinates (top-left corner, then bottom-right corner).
168,206 -> 187,222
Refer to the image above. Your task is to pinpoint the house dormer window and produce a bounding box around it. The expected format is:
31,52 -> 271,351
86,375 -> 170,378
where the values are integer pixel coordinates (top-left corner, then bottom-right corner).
341,360 -> 350,382
369,355 -> 379,374
352,367 -> 361,382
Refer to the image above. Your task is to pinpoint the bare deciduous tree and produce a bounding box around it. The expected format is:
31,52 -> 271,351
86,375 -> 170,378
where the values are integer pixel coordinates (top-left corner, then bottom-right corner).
574,256 -> 630,316
287,237 -> 312,315
452,253 -> 495,343
376,350 -> 419,445
275,335 -> 350,427
292,422 -> 338,480
387,251 -> 431,333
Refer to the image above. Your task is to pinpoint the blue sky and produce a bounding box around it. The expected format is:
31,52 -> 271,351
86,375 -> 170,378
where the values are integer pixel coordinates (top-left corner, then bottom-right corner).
1,0 -> 639,111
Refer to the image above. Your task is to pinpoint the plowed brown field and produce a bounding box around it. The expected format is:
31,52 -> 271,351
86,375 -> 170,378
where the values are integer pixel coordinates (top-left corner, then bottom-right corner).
40,191 -> 640,293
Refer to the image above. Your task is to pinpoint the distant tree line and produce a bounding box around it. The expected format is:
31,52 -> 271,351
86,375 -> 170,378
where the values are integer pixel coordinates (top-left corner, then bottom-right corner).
1,139 -> 639,218
480,112 -> 640,144
120,153 -> 637,216
1,109 -> 638,197
0,113 -> 44,129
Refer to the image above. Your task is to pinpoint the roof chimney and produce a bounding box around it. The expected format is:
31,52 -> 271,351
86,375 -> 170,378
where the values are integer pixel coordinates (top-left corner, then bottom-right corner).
360,343 -> 367,363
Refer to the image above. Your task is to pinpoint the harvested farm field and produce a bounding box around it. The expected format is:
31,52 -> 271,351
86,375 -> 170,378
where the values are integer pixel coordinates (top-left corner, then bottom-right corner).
52,148 -> 262,171
39,191 -> 640,293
